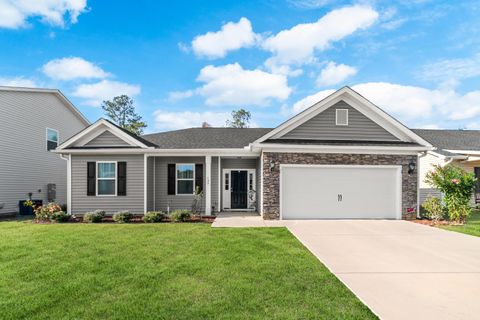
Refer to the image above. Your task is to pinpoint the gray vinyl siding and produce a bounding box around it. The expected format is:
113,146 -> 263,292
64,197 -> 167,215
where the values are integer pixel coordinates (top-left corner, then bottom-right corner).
84,131 -> 130,147
146,157 -> 154,211
419,188 -> 443,205
153,157 -> 205,213
0,90 -> 87,215
71,155 -> 144,214
279,101 -> 399,141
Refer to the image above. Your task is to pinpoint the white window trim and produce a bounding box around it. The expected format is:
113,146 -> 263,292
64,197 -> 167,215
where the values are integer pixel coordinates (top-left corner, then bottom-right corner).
46,128 -> 59,151
96,161 -> 117,197
175,163 -> 195,196
335,109 -> 349,126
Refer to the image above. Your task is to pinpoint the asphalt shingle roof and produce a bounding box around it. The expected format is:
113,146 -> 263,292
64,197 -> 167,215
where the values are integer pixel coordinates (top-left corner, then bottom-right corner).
141,128 -> 273,149
412,129 -> 480,155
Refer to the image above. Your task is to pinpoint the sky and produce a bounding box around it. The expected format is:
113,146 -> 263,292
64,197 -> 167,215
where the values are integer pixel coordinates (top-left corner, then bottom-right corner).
0,0 -> 479,133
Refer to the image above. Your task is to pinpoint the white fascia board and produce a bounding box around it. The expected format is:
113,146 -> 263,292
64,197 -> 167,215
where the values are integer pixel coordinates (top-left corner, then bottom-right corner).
445,149 -> 480,156
54,148 -> 260,157
256,143 -> 430,155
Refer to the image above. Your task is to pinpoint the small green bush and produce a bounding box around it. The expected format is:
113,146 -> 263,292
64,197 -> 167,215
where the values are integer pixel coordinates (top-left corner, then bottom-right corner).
83,210 -> 105,223
113,211 -> 134,223
50,211 -> 72,223
422,197 -> 444,222
169,209 -> 191,222
143,211 -> 165,223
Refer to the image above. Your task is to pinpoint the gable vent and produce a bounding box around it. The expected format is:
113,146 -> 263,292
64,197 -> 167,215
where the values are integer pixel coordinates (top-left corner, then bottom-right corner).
336,109 -> 348,126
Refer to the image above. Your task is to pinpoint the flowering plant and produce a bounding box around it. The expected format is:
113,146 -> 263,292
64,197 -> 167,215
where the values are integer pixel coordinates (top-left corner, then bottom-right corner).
34,202 -> 64,222
23,199 -> 34,207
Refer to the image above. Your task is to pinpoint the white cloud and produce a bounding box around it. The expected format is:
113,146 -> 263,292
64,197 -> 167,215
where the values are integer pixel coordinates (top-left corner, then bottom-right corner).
191,17 -> 259,59
72,80 -> 140,106
0,76 -> 37,87
287,0 -> 334,9
42,57 -> 109,81
153,110 -> 230,131
196,63 -> 291,106
419,54 -> 480,82
289,82 -> 480,125
262,5 -> 378,66
316,62 -> 357,86
168,90 -> 194,102
0,0 -> 88,29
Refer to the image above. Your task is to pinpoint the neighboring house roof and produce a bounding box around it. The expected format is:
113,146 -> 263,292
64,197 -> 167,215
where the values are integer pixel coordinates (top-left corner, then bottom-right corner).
0,86 -> 90,126
142,128 -> 273,149
412,129 -> 480,156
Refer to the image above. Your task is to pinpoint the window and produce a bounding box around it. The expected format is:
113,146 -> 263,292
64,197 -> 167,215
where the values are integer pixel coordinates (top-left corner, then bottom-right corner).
46,128 -> 59,151
225,173 -> 229,190
335,109 -> 348,126
97,162 -> 117,196
249,173 -> 254,191
176,164 -> 194,194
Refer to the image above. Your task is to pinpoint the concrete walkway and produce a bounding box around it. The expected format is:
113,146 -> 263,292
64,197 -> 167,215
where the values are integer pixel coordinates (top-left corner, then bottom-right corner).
285,220 -> 480,320
211,211 -> 284,227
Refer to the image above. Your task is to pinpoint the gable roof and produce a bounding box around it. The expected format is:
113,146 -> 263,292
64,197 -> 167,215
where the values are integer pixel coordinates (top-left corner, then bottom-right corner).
142,128 -> 272,149
413,129 -> 480,156
0,86 -> 89,126
252,86 -> 432,148
56,118 -> 155,150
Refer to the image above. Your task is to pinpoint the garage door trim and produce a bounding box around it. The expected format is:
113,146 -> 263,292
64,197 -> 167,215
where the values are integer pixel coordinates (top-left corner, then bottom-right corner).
279,164 -> 402,220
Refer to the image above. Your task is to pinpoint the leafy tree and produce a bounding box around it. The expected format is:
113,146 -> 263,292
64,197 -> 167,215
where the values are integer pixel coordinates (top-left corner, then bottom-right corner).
226,109 -> 251,128
101,95 -> 147,135
425,164 -> 477,223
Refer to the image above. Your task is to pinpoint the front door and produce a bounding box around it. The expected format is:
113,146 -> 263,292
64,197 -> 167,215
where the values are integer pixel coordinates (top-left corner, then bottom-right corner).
231,170 -> 248,209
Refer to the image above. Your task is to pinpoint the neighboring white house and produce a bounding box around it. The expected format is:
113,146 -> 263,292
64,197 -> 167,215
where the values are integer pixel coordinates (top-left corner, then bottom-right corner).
413,129 -> 480,206
0,86 -> 89,216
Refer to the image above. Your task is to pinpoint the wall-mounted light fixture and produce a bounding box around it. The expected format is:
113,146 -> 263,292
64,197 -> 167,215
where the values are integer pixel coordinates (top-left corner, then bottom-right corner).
408,160 -> 416,174
269,160 -> 275,172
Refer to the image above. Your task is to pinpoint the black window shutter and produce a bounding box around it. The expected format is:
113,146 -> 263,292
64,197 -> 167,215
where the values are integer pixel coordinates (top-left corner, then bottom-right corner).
87,162 -> 96,196
195,164 -> 203,192
117,162 -> 127,196
167,164 -> 176,195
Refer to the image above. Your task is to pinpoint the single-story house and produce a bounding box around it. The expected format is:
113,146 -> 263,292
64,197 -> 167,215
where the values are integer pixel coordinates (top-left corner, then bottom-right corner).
413,129 -> 480,205
55,87 -> 432,220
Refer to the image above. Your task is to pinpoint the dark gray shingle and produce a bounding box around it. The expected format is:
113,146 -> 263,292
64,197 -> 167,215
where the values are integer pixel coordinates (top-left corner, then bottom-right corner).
413,129 -> 480,155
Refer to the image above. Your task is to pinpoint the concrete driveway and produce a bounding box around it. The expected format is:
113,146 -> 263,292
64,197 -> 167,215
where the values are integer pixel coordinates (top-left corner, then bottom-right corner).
284,220 -> 480,320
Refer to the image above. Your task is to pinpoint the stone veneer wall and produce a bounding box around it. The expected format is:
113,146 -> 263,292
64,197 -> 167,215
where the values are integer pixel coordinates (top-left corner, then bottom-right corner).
262,152 -> 418,220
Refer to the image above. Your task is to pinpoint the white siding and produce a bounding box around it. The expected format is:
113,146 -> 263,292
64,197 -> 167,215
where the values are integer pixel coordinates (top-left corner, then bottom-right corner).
0,90 -> 87,215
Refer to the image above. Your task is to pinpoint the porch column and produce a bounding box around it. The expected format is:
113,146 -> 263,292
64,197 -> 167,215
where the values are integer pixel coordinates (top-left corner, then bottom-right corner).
205,156 -> 212,215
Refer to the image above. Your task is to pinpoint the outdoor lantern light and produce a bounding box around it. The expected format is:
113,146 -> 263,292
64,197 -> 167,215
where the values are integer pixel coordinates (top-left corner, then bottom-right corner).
269,160 -> 275,171
408,161 -> 416,174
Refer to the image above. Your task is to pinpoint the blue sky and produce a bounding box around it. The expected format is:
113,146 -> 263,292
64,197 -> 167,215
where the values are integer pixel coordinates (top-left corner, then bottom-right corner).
1,0 -> 479,132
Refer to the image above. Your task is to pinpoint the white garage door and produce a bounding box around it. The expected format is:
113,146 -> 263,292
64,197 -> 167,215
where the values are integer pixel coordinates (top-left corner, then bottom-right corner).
281,165 -> 401,219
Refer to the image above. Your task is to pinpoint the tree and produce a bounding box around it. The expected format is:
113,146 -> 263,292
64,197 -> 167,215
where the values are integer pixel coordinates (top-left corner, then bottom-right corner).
101,95 -> 147,135
226,109 -> 251,128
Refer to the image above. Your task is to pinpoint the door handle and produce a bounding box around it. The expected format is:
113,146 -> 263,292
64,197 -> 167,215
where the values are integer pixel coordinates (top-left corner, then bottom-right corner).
338,194 -> 343,202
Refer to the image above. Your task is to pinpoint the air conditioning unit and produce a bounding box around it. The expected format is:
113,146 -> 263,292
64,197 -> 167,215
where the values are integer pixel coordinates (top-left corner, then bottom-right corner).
47,184 -> 56,202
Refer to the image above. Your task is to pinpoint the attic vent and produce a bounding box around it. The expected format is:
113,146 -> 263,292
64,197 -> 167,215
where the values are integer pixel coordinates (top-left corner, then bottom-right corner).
336,109 -> 348,126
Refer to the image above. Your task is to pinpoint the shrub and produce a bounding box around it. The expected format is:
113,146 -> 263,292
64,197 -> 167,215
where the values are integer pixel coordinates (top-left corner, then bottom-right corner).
113,211 -> 134,223
425,164 -> 477,223
422,197 -> 444,222
50,211 -> 72,222
169,209 -> 191,222
83,210 -> 105,223
34,202 -> 62,222
143,211 -> 165,223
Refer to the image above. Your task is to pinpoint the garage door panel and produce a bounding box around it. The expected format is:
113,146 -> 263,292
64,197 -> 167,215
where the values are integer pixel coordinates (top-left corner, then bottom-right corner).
281,166 -> 400,219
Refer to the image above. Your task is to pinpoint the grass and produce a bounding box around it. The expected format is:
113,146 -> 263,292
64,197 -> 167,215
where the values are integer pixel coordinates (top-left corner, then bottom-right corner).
0,221 -> 375,320
440,209 -> 480,237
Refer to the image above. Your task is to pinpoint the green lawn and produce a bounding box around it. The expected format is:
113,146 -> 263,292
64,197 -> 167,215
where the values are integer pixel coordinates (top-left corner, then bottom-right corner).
440,210 -> 480,237
0,222 -> 375,320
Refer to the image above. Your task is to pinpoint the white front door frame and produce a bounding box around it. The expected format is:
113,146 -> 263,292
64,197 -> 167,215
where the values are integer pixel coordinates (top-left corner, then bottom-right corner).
222,168 -> 256,211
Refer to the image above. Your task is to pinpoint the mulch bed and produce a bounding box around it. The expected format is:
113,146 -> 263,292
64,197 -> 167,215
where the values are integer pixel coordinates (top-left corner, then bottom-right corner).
32,215 -> 216,224
411,219 -> 463,227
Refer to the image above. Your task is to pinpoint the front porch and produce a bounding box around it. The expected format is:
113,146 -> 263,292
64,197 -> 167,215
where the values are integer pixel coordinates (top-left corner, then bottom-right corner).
145,155 -> 262,215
